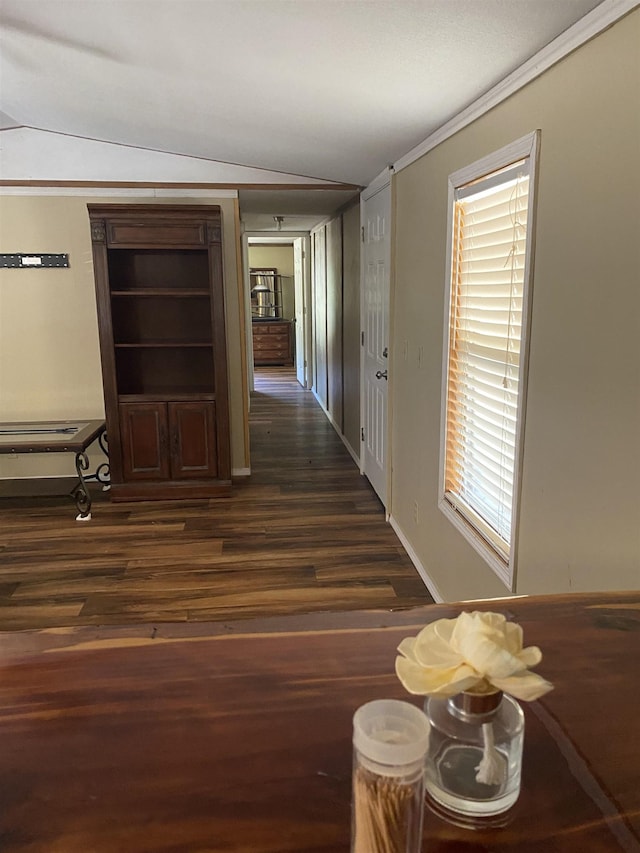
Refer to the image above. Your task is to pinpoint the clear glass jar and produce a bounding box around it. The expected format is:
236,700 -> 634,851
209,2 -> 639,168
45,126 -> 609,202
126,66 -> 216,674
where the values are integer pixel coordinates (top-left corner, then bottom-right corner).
424,691 -> 524,820
351,699 -> 429,853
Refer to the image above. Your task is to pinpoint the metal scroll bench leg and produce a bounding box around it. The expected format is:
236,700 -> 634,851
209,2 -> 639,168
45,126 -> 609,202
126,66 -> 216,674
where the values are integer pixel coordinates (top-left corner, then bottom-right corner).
72,431 -> 110,522
73,451 -> 93,521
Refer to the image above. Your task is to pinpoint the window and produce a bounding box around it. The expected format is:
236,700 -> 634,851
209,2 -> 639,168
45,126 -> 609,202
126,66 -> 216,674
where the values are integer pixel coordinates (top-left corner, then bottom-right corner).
439,132 -> 540,588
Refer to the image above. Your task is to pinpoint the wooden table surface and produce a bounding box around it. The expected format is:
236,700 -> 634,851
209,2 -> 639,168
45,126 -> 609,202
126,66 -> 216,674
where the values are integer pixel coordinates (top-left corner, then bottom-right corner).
0,592 -> 638,852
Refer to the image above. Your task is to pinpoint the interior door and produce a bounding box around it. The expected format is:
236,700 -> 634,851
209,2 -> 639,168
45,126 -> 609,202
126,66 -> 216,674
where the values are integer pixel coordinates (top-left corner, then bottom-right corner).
361,182 -> 391,507
293,238 -> 305,386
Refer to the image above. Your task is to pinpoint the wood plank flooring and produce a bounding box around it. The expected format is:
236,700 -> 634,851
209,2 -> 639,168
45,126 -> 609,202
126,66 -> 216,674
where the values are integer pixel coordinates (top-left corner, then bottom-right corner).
0,368 -> 433,629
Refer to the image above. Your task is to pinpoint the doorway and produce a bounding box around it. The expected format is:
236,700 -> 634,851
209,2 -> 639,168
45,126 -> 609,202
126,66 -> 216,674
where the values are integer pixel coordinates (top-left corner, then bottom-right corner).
243,233 -> 312,392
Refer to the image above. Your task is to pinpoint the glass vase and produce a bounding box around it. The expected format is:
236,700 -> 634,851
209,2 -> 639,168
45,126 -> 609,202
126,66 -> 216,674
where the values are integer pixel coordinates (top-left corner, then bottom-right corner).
424,690 -> 524,821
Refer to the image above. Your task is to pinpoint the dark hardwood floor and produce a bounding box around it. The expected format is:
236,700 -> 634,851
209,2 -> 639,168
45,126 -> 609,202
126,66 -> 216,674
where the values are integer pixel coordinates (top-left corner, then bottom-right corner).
0,368 -> 433,630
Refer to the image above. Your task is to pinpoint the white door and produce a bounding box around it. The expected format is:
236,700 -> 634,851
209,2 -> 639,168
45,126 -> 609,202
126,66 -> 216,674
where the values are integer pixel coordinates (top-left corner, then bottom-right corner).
361,182 -> 391,507
293,238 -> 305,386
313,227 -> 327,406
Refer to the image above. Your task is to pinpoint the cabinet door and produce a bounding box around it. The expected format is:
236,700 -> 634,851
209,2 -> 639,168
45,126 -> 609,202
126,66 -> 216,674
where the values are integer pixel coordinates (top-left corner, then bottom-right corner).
119,403 -> 170,481
168,402 -> 217,479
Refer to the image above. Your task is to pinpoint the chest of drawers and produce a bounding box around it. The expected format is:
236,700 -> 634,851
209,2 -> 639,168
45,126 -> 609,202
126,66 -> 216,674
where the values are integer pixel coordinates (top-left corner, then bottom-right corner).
252,320 -> 293,366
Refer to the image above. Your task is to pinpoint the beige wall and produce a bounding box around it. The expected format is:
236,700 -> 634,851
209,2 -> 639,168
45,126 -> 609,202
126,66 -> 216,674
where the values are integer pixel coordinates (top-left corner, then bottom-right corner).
342,203 -> 361,456
247,245 -> 295,321
0,194 -> 248,478
392,9 -> 640,600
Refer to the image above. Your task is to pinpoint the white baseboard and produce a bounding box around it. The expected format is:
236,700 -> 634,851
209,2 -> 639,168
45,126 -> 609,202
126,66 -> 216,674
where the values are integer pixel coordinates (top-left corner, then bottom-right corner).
389,514 -> 445,603
0,474 -> 75,481
311,389 -> 360,467
232,467 -> 251,477
339,433 -> 360,467
311,388 -> 329,417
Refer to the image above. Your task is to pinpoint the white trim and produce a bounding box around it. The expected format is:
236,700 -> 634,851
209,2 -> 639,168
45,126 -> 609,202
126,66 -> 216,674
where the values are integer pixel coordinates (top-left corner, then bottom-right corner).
310,216 -> 333,235
311,387 -> 335,425
438,499 -> 512,589
0,474 -> 90,481
232,467 -> 251,477
388,514 -> 445,603
340,434 -> 360,468
449,132 -> 537,188
246,231 -> 312,242
0,186 -> 239,198
361,166 -> 393,201
311,389 -> 360,466
393,0 -> 637,175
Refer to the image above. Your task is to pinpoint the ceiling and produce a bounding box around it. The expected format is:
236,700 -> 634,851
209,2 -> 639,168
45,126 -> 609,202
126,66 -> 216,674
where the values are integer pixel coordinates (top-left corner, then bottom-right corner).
238,188 -> 360,232
0,0 -> 606,227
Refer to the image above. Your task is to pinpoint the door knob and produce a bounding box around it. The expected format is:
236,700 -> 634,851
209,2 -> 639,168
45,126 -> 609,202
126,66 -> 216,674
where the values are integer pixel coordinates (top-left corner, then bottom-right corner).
375,370 -> 388,380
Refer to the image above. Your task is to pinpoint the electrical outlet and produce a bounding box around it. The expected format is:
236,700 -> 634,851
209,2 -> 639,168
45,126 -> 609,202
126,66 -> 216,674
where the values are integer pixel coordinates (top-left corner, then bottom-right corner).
413,500 -> 419,524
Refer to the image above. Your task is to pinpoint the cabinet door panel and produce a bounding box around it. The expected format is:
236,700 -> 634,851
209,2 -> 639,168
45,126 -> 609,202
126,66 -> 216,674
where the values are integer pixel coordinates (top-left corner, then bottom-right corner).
169,402 -> 217,479
120,403 -> 170,480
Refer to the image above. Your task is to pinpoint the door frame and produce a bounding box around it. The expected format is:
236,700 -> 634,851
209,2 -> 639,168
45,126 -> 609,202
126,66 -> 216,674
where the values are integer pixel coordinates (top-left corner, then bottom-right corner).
359,168 -> 393,512
242,232 -> 312,392
292,236 -> 310,388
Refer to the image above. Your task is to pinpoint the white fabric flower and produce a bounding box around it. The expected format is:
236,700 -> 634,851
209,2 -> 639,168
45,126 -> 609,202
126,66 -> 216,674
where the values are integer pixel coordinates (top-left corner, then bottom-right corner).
395,611 -> 553,701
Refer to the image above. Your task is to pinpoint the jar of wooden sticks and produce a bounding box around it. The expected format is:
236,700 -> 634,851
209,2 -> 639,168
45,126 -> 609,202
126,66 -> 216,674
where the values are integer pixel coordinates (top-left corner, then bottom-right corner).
351,699 -> 429,853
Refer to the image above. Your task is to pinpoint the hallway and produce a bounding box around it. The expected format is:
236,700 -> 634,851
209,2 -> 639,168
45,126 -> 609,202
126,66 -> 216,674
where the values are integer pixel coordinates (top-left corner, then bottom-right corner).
0,369 -> 433,630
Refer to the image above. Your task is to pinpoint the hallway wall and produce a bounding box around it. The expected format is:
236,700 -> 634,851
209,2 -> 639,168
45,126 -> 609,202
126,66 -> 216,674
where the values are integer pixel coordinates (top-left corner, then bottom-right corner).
304,10 -> 639,603
342,203 -> 361,456
310,203 -> 360,460
390,8 -> 640,601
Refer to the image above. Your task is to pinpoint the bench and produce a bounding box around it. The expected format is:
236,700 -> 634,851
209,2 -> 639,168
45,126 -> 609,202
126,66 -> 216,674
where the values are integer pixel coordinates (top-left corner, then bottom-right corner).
0,420 -> 109,520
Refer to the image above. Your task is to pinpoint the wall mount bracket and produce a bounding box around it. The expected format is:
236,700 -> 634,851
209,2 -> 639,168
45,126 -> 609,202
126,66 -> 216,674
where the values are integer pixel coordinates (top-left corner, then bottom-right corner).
0,253 -> 69,269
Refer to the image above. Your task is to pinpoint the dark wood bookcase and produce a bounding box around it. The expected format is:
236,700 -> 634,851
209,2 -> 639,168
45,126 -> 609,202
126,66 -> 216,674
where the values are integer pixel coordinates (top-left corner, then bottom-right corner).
88,204 -> 231,500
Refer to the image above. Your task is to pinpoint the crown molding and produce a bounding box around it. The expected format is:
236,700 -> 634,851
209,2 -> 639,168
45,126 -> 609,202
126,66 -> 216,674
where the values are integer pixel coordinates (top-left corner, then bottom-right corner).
0,179 -> 360,198
310,215 -> 335,235
362,166 -> 393,201
394,0 -> 638,175
0,185 -> 240,198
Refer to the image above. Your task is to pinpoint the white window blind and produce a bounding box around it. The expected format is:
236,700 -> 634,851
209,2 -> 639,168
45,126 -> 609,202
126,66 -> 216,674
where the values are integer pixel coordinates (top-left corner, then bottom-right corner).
442,152 -> 534,575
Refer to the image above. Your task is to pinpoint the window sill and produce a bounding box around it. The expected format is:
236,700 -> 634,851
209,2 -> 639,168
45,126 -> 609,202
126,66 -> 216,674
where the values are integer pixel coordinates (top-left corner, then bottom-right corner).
438,498 -> 514,591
